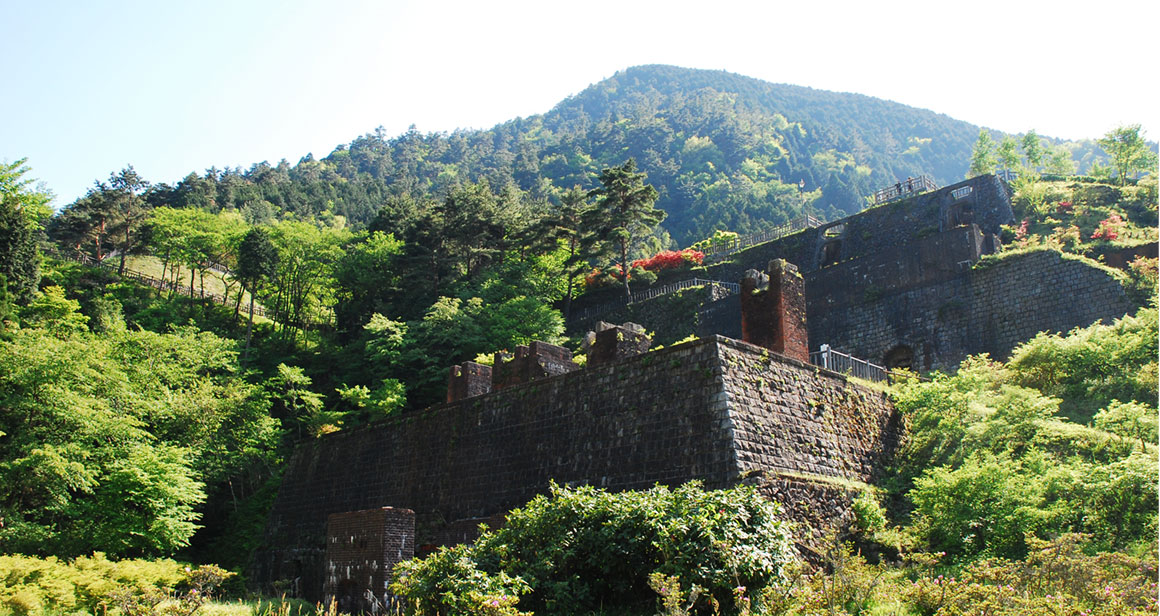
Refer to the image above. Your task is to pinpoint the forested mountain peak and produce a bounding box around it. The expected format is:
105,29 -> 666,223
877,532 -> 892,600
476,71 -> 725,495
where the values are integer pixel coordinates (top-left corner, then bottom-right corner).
55,64 -> 1111,249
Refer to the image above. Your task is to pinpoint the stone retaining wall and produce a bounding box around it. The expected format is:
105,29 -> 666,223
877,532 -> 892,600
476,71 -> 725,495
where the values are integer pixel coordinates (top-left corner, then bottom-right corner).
255,336 -> 901,600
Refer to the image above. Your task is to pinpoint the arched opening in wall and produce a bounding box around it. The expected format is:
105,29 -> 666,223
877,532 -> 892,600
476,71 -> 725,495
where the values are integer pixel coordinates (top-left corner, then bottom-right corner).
821,239 -> 842,266
883,345 -> 914,371
335,579 -> 360,614
818,223 -> 846,267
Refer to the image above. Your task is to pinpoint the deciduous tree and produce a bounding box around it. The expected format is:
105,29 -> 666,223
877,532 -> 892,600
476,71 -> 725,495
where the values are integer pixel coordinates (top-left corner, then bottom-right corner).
1098,124 -> 1158,185
968,130 -> 997,178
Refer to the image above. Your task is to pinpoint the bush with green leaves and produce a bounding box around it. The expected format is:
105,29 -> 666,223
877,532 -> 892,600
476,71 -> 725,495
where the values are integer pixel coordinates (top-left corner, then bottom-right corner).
0,323 -> 279,558
391,482 -> 794,615
0,553 -> 234,616
1006,307 -> 1157,423
892,307 -> 1158,560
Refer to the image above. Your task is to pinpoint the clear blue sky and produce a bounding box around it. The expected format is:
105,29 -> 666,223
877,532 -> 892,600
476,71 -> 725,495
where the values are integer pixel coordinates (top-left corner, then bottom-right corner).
3,0 -> 1156,207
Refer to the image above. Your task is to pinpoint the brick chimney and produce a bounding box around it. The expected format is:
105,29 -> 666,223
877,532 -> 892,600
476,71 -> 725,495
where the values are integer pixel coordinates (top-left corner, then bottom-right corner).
740,259 -> 809,362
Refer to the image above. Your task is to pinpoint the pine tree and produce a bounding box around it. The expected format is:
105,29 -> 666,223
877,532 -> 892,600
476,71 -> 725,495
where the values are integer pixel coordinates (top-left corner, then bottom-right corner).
584,160 -> 665,300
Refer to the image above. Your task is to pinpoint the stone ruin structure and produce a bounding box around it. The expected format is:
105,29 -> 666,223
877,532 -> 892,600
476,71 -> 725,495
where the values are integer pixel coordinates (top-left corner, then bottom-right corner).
582,174 -> 1138,372
253,259 -> 903,604
584,321 -> 651,366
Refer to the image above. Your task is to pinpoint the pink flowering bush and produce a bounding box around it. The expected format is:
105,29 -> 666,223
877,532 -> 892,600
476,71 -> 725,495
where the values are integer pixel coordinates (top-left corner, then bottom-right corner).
1091,214 -> 1125,241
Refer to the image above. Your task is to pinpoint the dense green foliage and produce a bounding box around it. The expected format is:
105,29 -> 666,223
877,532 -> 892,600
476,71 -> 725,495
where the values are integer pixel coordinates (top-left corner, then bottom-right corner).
0,319 -> 279,558
47,66 -> 1126,254
0,159 -> 50,304
893,307 -> 1158,561
391,482 -> 794,616
584,159 -> 665,298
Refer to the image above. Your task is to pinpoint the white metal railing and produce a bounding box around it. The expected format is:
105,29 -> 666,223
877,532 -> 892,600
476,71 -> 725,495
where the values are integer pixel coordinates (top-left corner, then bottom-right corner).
699,215 -> 824,263
872,175 -> 939,206
810,344 -> 888,382
951,186 -> 974,200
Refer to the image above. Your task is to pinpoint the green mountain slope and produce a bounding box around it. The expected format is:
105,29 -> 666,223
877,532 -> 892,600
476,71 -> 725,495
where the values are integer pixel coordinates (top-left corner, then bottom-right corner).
134,65 -> 1106,246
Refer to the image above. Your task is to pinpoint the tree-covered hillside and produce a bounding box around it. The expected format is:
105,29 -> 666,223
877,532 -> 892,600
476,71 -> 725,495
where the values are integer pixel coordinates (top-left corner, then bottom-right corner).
53,65 -> 1115,249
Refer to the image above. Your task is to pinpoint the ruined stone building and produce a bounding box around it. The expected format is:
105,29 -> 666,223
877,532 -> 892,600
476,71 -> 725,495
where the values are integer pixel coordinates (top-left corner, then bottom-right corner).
254,260 -> 902,606
583,174 -> 1137,371
253,174 -> 1141,607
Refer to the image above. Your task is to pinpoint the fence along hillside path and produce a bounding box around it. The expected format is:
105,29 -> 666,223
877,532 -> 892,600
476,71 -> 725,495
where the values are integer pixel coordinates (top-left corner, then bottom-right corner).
48,250 -> 271,318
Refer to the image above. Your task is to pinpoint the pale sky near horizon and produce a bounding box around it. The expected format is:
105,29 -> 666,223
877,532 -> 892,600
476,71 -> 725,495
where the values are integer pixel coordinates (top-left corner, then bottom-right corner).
3,0 -> 1156,207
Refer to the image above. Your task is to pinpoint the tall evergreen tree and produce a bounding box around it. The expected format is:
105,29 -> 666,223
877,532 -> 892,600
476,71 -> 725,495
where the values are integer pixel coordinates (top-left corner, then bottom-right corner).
530,186 -> 593,320
584,159 -> 665,300
0,159 -> 48,304
108,166 -> 152,275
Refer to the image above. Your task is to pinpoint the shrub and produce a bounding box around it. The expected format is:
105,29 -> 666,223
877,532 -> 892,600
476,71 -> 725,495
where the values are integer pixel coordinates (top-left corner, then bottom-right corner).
0,554 -> 232,616
1091,214 -> 1126,240
391,482 -> 794,616
851,491 -> 887,535
631,249 -> 705,273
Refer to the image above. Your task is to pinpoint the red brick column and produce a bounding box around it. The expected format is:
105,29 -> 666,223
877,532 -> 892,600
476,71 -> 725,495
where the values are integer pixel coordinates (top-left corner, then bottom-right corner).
740,259 -> 809,363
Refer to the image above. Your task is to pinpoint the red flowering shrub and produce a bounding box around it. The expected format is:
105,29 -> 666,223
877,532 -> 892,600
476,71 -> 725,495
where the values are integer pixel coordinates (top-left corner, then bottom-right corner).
1091,214 -> 1125,241
1015,220 -> 1029,241
631,249 -> 705,272
584,265 -> 628,289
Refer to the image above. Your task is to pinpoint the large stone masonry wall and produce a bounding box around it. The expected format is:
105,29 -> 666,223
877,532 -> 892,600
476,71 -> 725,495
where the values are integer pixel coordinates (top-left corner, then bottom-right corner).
809,250 -> 1136,371
255,336 -> 901,600
256,338 -> 734,600
718,338 -> 900,483
703,174 -> 1012,284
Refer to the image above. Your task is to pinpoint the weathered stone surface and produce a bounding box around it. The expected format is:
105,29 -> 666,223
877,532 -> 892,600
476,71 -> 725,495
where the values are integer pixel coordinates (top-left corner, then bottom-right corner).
446,361 -> 492,402
588,324 -> 652,366
594,175 -> 1133,371
492,341 -> 578,390
740,260 -> 809,363
323,507 -> 414,613
808,250 -> 1135,370
254,336 -> 901,600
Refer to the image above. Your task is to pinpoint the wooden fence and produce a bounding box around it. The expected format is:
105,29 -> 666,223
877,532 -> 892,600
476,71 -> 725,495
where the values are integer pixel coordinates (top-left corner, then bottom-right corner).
48,250 -> 270,318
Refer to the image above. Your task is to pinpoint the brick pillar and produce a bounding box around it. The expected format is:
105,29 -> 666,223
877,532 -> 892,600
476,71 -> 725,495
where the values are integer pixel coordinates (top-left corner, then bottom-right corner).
493,341 -> 578,391
740,259 -> 809,363
447,361 -> 493,403
324,507 -> 415,614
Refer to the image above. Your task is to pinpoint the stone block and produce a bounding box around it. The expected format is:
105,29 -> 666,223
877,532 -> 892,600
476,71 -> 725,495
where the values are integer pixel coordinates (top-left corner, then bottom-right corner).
588,324 -> 652,367
493,340 -> 579,390
324,507 -> 415,614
